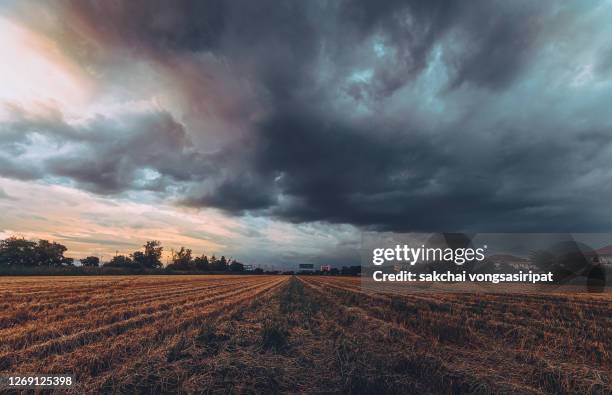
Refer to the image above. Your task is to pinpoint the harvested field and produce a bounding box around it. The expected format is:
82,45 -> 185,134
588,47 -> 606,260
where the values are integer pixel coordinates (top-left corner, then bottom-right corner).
0,275 -> 610,394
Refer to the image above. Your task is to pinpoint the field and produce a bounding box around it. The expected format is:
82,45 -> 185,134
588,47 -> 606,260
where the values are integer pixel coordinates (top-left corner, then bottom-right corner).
0,275 -> 610,394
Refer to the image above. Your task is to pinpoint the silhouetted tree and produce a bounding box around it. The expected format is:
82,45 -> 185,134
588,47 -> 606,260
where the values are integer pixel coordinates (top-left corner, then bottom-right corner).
80,256 -> 100,267
210,255 -> 227,271
177,247 -> 193,266
194,255 -> 209,271
132,240 -> 163,268
229,260 -> 244,272
35,240 -> 68,267
253,267 -> 264,274
0,236 -> 255,275
167,247 -> 193,270
0,237 -> 37,266
106,255 -> 134,267
0,237 -> 72,267
131,251 -> 145,266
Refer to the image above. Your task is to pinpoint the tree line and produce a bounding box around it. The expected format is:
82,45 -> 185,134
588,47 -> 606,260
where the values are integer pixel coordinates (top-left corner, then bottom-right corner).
0,237 -> 248,272
0,238 -> 74,267
0,236 -> 361,276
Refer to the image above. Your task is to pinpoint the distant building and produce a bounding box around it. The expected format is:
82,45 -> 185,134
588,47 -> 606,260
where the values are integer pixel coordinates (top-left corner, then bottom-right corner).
298,263 -> 314,272
244,264 -> 254,272
320,265 -> 331,272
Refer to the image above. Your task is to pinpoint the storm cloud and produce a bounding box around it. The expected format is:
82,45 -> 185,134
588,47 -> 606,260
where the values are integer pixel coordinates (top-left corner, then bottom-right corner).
2,0 -> 612,233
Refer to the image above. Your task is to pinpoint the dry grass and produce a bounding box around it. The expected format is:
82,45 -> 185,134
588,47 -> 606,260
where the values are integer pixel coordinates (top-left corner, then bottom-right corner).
301,276 -> 611,394
0,275 -> 609,394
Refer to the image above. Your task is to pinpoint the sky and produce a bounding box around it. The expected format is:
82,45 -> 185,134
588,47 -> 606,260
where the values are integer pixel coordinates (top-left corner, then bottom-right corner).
0,1 -> 612,267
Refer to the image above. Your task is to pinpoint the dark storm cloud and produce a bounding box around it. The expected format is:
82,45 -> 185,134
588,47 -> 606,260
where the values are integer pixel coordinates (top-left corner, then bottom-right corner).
3,0 -> 612,232
1,107 -> 213,194
44,0 -> 551,94
316,0 -> 552,97
0,155 -> 41,180
247,109 -> 612,232
183,171 -> 277,212
44,112 -> 199,194
19,0 -> 227,60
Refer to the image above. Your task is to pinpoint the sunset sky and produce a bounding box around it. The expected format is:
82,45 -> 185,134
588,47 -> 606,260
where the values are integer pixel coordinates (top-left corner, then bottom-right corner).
1,1 -> 612,267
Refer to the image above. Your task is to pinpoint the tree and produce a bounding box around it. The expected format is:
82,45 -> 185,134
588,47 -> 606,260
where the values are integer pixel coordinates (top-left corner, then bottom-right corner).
229,260 -> 244,272
34,240 -> 73,267
194,255 -> 209,271
132,240 -> 163,268
167,247 -> 193,270
219,256 -> 227,267
106,255 -> 133,267
131,251 -> 146,266
0,237 -> 72,267
80,256 -> 100,267
219,256 -> 229,271
0,237 -> 37,266
253,267 -> 264,275
210,255 -> 227,271
175,247 -> 193,267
